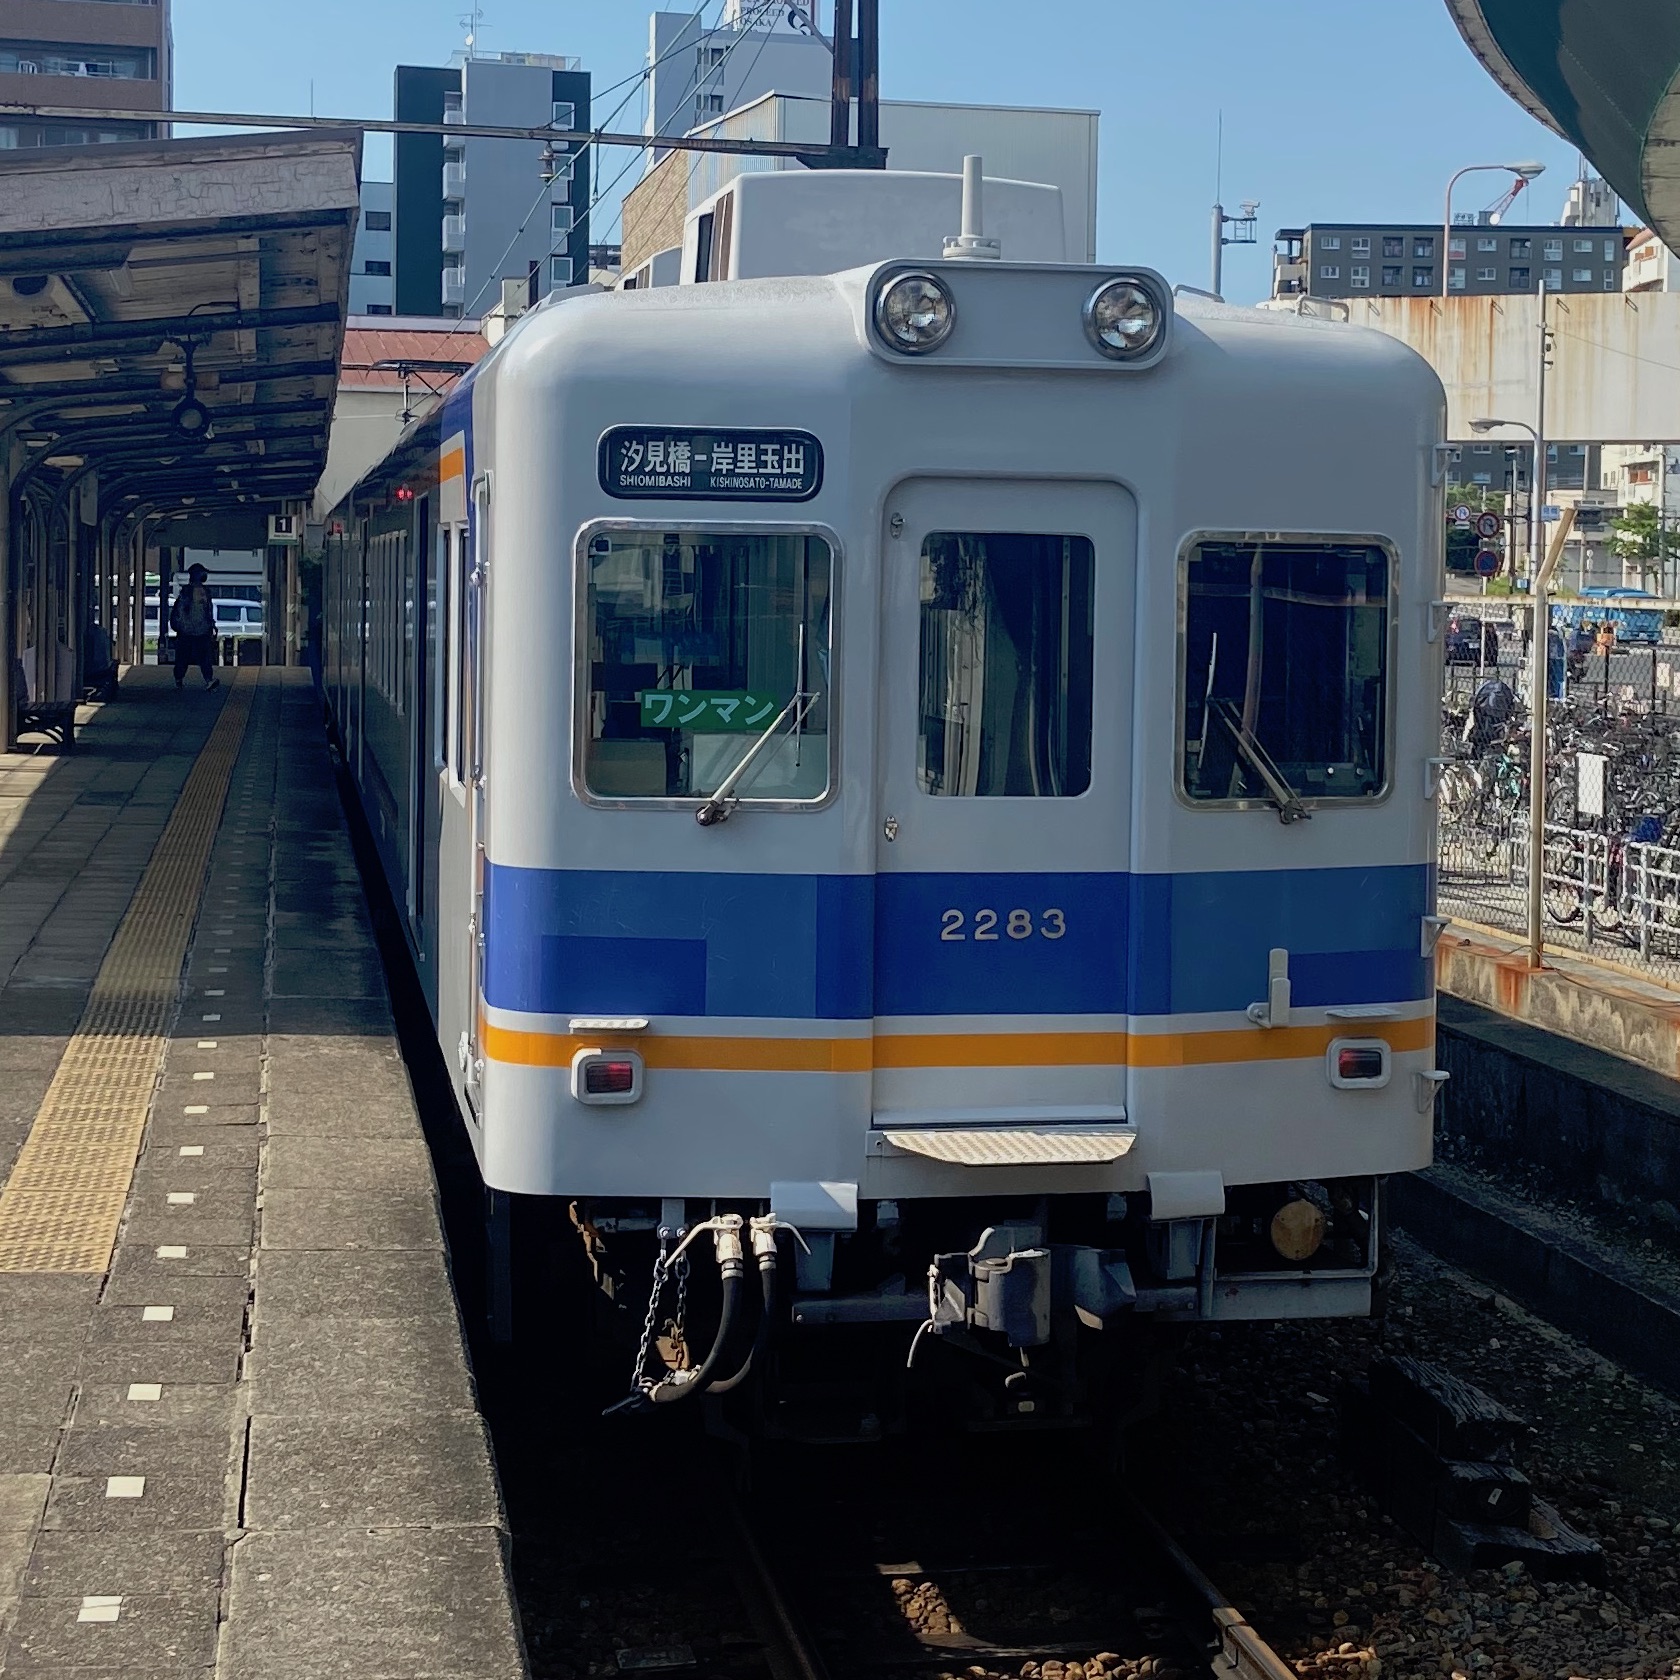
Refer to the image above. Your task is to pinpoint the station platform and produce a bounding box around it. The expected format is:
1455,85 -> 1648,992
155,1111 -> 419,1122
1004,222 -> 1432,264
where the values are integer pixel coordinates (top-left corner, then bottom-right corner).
0,668 -> 524,1679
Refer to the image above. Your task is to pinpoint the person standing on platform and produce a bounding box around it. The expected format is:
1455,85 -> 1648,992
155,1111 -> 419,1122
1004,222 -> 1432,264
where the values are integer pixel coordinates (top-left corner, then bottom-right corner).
170,563 -> 220,691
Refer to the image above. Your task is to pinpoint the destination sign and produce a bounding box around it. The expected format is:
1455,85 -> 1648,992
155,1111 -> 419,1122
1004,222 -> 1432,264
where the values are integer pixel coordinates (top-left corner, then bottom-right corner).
599,427 -> 823,502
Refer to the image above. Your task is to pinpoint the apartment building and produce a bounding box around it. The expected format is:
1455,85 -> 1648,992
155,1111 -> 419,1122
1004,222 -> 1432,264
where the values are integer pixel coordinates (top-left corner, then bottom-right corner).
0,0 -> 171,147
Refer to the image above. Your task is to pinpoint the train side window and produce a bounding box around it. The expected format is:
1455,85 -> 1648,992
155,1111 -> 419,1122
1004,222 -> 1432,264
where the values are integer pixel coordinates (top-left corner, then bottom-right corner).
917,532 -> 1094,797
1181,539 -> 1390,807
581,528 -> 833,804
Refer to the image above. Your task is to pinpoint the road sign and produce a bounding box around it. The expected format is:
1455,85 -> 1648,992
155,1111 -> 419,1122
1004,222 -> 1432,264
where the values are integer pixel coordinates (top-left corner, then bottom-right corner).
1475,511 -> 1503,539
1474,548 -> 1501,577
1542,505 -> 1562,521
1452,504 -> 1472,524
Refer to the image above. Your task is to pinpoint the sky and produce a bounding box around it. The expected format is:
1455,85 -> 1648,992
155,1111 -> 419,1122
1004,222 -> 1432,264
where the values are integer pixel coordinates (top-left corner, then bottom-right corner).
172,0 -> 1594,303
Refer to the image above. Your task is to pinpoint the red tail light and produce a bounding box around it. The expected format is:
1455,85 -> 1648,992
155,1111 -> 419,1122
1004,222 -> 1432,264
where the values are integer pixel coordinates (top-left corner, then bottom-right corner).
584,1059 -> 637,1096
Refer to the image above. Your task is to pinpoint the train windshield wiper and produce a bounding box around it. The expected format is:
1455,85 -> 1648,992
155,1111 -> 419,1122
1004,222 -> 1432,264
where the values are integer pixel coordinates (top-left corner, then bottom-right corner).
694,691 -> 818,826
1209,699 -> 1310,825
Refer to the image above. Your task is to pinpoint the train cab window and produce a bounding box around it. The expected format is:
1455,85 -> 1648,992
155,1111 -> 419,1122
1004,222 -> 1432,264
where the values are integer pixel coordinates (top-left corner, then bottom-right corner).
917,532 -> 1094,797
582,528 -> 832,804
1181,539 -> 1389,808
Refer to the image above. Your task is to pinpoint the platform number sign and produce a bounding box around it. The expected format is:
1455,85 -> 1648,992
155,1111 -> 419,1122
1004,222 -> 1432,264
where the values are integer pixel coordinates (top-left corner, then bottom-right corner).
600,427 -> 823,502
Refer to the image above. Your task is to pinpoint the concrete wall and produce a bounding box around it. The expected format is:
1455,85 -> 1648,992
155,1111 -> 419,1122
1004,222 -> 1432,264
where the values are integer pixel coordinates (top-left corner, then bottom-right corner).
1307,290 -> 1680,442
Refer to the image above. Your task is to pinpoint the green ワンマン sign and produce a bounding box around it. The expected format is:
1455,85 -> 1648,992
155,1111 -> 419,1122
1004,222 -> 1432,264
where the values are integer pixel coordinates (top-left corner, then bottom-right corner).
638,690 -> 782,732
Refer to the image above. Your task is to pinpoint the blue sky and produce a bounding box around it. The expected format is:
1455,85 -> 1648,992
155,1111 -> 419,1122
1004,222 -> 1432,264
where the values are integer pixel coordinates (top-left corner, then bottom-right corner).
173,0 -> 1590,302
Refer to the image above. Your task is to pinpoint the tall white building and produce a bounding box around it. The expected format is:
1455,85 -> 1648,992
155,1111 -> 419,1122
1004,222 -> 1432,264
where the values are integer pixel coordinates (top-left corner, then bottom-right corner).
349,181 -> 395,317
1603,224 -> 1680,587
645,4 -> 830,156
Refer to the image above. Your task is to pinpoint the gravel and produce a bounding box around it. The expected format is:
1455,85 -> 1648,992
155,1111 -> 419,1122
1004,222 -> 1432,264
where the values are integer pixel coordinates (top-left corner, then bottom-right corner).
1140,1235 -> 1680,1680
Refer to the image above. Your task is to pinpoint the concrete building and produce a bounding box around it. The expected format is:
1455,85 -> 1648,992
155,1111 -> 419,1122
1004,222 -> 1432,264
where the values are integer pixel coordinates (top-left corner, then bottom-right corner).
392,52 -> 591,320
622,91 -> 1099,279
1273,221 -> 1626,301
350,180 -> 395,316
0,0 -> 172,147
646,2 -> 829,157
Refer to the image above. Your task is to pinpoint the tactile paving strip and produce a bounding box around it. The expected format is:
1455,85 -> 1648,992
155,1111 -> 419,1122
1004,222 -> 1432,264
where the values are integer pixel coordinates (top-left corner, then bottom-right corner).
0,676 -> 255,1272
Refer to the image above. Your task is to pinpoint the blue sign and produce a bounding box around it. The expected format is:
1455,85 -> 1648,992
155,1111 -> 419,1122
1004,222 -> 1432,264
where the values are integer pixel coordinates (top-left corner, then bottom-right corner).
1474,548 -> 1501,577
1542,505 -> 1562,521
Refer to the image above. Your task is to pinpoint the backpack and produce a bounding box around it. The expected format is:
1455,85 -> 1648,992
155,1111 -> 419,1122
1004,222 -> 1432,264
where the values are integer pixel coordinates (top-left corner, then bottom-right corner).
173,586 -> 213,638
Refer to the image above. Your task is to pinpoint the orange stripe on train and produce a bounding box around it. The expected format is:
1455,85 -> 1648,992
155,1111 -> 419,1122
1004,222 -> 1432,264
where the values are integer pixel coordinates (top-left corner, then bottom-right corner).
479,1015 -> 1433,1073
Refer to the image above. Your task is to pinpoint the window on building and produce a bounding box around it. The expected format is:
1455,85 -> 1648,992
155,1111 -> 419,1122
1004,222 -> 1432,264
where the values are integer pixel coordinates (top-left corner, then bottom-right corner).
1629,463 -> 1657,484
1448,236 -> 1466,259
551,101 -> 575,129
581,529 -> 833,804
1382,236 -> 1405,258
1573,238 -> 1594,253
1448,267 -> 1466,290
550,255 -> 574,288
1543,267 -> 1562,287
1381,265 -> 1402,287
1605,274 -> 1618,290
918,533 -> 1094,797
1509,266 -> 1530,287
365,303 -> 393,316
1605,239 -> 1619,261
1509,238 -> 1531,259
1351,236 -> 1370,254
1413,237 -> 1434,258
708,45 -> 728,65
1573,268 -> 1593,283
361,260 -> 391,276
1412,267 -> 1433,288
1476,266 -> 1496,282
1478,236 -> 1499,252
364,209 -> 392,232
0,42 -> 156,79
551,203 -> 574,236
1471,444 -> 1493,455
1320,235 -> 1341,250
1543,239 -> 1563,260
1350,266 -> 1370,288
1181,540 -> 1389,807
1319,264 -> 1340,280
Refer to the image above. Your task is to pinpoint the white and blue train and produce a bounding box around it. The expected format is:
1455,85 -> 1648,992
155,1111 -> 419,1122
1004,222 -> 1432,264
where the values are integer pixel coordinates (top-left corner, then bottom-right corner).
323,164 -> 1447,1425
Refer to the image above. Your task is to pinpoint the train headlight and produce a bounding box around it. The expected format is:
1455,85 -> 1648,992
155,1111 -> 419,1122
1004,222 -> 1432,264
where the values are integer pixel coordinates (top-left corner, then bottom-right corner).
1083,277 -> 1163,359
874,271 -> 956,355
1270,1198 -> 1327,1263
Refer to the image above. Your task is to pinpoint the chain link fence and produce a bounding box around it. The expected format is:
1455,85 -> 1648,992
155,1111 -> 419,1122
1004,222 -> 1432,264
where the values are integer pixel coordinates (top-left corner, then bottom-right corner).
1438,597 -> 1680,987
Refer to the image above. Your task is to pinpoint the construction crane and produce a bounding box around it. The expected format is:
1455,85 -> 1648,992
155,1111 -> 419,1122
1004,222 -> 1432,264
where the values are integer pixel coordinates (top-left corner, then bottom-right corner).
1478,174 -> 1533,225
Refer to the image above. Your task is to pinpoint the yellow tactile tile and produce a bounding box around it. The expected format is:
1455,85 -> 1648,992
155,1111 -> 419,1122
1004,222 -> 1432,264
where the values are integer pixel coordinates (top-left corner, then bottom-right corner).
0,675 -> 255,1272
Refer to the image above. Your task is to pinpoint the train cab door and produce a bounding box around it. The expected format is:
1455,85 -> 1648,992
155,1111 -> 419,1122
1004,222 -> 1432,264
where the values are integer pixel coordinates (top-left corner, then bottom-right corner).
873,478 -> 1137,1133
461,474 -> 490,1107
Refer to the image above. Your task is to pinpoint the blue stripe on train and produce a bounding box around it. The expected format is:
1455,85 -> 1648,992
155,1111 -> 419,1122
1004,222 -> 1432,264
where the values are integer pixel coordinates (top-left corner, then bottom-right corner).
481,863 -> 1433,1022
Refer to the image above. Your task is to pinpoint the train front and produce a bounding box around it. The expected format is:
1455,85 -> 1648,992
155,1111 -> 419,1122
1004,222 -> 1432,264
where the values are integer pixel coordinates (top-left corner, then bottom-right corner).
463,171 -> 1447,1426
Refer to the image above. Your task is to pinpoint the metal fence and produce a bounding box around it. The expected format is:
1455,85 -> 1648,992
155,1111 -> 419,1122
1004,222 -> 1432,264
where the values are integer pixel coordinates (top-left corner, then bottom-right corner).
1437,598 -> 1680,986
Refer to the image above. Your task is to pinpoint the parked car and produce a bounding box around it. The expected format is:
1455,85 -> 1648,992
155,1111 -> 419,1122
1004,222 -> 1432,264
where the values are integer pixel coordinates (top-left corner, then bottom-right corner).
1445,613 -> 1500,666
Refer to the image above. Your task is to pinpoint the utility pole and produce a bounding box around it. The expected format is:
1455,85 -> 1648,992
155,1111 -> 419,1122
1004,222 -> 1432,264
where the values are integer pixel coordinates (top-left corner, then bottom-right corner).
1526,280 -> 1555,972
1210,202 -> 1259,299
812,0 -> 884,168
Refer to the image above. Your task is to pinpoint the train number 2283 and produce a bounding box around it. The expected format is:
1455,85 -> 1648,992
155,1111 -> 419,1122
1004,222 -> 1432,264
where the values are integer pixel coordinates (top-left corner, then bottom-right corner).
940,908 -> 1066,942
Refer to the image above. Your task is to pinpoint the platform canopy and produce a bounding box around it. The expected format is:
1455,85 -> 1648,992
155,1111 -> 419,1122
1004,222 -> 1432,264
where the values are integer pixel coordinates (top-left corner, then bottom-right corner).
0,128 -> 361,541
1443,0 -> 1680,243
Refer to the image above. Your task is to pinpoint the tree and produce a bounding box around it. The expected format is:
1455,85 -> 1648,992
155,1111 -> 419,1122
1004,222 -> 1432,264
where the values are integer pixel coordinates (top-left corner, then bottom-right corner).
1610,500 -> 1665,583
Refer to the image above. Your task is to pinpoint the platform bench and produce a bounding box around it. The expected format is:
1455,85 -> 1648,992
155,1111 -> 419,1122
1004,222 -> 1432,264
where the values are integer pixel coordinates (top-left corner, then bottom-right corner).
15,699 -> 76,752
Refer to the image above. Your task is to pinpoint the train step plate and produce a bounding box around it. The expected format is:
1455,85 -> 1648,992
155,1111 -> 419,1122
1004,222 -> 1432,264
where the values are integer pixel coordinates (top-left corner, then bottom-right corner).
880,1128 -> 1137,1166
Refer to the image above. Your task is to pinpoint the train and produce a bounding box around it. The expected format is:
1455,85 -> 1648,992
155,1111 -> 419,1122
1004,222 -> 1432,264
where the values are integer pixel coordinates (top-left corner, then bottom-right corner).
321,162 -> 1448,1431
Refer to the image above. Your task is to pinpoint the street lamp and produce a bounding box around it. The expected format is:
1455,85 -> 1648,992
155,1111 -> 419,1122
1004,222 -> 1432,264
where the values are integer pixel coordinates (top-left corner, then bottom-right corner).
1472,410 -> 1555,971
1442,161 -> 1546,296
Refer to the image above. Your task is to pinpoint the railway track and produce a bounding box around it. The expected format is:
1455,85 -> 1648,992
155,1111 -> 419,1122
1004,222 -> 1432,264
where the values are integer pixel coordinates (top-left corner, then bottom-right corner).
725,1436 -> 1295,1680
